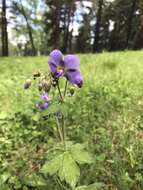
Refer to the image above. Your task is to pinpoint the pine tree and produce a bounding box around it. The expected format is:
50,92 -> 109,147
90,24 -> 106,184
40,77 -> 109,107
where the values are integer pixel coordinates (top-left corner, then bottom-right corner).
11,0 -> 38,55
1,0 -> 9,56
93,0 -> 104,52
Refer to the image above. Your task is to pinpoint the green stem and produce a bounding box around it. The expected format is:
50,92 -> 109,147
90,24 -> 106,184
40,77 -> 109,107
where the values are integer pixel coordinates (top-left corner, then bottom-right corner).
64,79 -> 68,97
61,113 -> 66,150
56,80 -> 66,149
57,80 -> 63,101
55,117 -> 64,143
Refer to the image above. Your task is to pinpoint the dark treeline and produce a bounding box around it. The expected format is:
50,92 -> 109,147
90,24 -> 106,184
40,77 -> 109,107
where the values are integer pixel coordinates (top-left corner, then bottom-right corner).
0,0 -> 143,56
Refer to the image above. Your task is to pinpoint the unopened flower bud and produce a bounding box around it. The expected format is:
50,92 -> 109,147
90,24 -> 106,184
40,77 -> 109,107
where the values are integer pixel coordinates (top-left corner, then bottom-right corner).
24,79 -> 31,89
77,81 -> 83,88
33,71 -> 41,79
38,83 -> 43,91
51,78 -> 57,87
70,87 -> 75,95
42,79 -> 51,92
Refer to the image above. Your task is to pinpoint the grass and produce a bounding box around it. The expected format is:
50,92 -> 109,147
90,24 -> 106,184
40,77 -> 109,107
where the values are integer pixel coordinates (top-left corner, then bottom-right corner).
0,50 -> 143,116
0,51 -> 143,190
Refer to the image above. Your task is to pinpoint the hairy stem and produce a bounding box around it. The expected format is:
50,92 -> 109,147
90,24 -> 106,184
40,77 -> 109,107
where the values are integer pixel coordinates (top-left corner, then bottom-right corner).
64,79 -> 68,97
55,117 -> 64,143
56,80 -> 66,149
57,80 -> 63,101
61,113 -> 66,150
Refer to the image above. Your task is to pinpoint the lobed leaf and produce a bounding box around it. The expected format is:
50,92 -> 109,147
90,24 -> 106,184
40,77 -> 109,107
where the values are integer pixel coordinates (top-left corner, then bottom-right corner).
41,150 -> 80,188
75,182 -> 105,190
58,152 -> 80,188
23,174 -> 47,187
0,172 -> 10,184
41,154 -> 63,175
70,143 -> 93,164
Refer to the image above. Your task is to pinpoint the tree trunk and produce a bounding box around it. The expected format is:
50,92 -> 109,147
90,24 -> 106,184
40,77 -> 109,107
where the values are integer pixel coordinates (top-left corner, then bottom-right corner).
126,0 -> 137,48
26,22 -> 36,56
134,15 -> 143,49
53,0 -> 61,49
63,7 -> 71,53
62,5 -> 68,53
68,14 -> 74,53
19,0 -> 36,56
93,0 -> 104,53
62,0 -> 75,53
1,0 -> 8,56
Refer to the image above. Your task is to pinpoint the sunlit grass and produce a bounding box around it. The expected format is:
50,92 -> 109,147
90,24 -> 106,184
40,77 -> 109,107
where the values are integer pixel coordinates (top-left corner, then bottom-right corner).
1,51 -> 143,112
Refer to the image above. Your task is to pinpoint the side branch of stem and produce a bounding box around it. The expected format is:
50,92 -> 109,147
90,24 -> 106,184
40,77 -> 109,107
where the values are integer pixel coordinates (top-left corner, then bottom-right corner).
57,80 -> 63,101
55,117 -> 64,143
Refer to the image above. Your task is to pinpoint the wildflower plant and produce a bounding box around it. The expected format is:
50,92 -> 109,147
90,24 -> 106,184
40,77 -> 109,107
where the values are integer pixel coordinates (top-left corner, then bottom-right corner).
24,50 -> 94,189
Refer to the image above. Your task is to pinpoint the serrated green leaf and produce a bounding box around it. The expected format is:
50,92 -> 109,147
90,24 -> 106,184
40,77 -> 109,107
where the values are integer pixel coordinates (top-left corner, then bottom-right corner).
75,186 -> 87,190
71,143 -> 85,150
41,150 -> 80,188
75,182 -> 105,190
70,144 -> 93,164
41,154 -> 63,175
58,152 -> 80,188
23,174 -> 47,187
0,172 -> 11,184
32,113 -> 40,121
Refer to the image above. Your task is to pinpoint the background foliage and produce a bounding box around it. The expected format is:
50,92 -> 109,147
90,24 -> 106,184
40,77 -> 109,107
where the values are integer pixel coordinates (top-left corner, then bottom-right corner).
1,0 -> 143,56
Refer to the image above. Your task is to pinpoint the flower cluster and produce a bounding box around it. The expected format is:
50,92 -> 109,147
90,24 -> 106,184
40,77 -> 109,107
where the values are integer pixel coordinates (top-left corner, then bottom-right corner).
36,92 -> 49,110
24,49 -> 83,110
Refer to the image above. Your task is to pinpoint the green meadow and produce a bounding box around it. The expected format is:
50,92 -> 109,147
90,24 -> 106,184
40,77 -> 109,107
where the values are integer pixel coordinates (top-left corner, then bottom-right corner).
0,51 -> 143,189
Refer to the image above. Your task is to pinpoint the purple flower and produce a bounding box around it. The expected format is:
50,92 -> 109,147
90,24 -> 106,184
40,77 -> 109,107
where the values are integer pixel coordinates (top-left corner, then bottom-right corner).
36,102 -> 48,110
64,55 -> 83,87
48,49 -> 64,78
40,93 -> 49,102
36,92 -> 49,110
48,49 -> 83,87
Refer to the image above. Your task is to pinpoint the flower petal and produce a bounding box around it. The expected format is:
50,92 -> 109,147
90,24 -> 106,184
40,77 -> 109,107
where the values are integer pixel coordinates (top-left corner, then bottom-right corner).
40,92 -> 49,102
64,55 -> 80,70
36,92 -> 49,110
54,70 -> 64,78
66,70 -> 83,87
36,102 -> 48,110
48,49 -> 63,73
